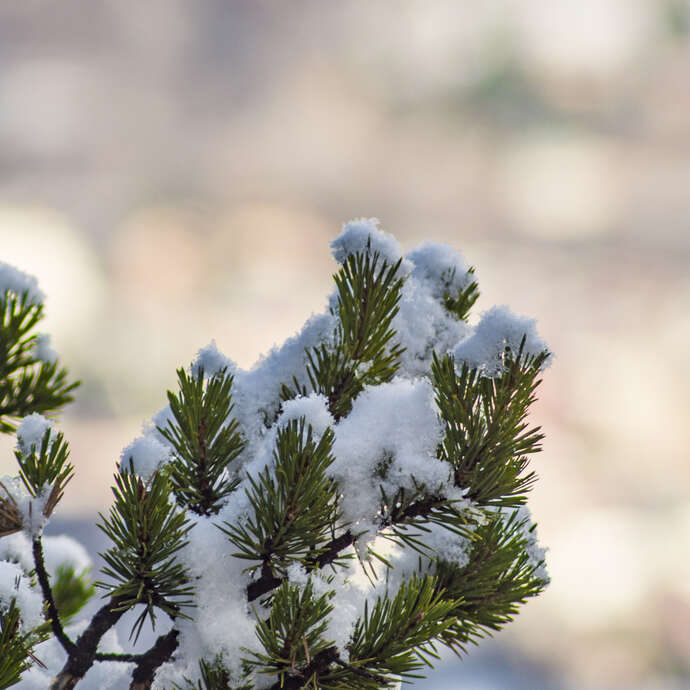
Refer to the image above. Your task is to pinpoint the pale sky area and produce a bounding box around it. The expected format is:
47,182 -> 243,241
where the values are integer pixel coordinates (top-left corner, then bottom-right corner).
1,1 -> 689,688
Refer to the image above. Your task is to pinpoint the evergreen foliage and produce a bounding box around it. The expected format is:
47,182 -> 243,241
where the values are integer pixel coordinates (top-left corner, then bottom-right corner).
346,574 -> 458,685
0,289 -> 78,434
15,429 -> 74,521
0,222 -> 552,689
49,566 -> 95,625
160,368 -> 245,516
96,468 -> 194,642
220,420 -> 340,579
0,598 -> 48,688
440,266 -> 479,322
434,509 -> 548,655
432,342 -> 548,507
281,246 -> 405,420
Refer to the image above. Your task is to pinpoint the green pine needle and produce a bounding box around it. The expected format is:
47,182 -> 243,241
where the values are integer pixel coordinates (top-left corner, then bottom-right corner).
432,338 -> 549,507
160,367 -> 246,516
0,597 -> 48,687
0,291 -> 79,435
220,419 -> 340,578
282,248 -> 405,420
96,468 -> 195,642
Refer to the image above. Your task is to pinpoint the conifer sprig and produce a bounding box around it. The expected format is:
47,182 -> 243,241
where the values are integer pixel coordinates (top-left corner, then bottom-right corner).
0,597 -> 48,688
432,339 -> 549,507
221,419 -> 340,578
345,575 -> 458,684
176,656 -> 251,690
49,565 -> 96,625
435,510 -> 548,655
441,266 -> 480,322
0,480 -> 23,537
0,291 -> 79,434
249,580 -> 334,685
0,228 -> 553,689
282,248 -> 405,420
160,367 -> 245,516
96,468 -> 195,642
15,429 -> 74,519
378,487 -> 477,558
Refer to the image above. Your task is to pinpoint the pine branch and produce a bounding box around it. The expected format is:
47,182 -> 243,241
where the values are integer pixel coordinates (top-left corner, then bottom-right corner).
432,340 -> 549,507
246,494 -> 463,603
49,594 -> 131,689
346,574 -> 458,683
0,290 -> 79,434
96,469 -> 194,643
434,510 -> 547,655
129,629 -> 179,689
222,420 -> 340,579
160,368 -> 245,516
266,646 -> 339,690
0,597 -> 48,688
49,565 -> 96,626
16,428 -> 74,519
248,580 -> 335,687
0,231 -> 553,689
32,537 -> 77,656
441,266 -> 479,322
282,248 -> 405,420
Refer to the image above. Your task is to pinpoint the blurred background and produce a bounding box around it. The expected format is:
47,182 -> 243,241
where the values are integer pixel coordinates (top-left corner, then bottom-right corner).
0,1 -> 689,688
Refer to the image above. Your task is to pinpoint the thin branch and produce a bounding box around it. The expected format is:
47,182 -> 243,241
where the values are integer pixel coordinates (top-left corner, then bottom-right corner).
267,646 -> 339,690
49,594 -> 130,690
94,651 -> 141,663
32,537 -> 77,655
129,629 -> 179,689
247,494 -> 449,603
333,656 -> 390,684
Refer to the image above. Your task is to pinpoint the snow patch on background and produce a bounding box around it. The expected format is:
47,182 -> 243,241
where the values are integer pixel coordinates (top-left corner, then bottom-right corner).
0,261 -> 44,304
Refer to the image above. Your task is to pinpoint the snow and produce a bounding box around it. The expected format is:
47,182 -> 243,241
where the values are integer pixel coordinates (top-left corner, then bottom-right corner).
0,474 -> 48,537
0,531 -> 91,575
0,261 -> 44,304
231,310 -> 337,448
330,218 -> 406,268
330,378 -> 450,541
393,272 -> 470,378
119,435 -> 171,480
42,534 -> 92,574
285,558 -> 366,655
0,560 -> 44,630
16,413 -> 56,456
511,506 -> 549,583
18,623 -> 132,689
191,340 -> 237,378
0,532 -> 33,571
407,241 -> 472,301
277,393 -> 334,439
153,513 -> 258,688
453,305 -> 551,377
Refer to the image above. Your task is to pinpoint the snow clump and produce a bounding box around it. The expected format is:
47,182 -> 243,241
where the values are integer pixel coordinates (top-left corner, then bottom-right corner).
0,262 -> 44,304
0,560 -> 44,630
330,217 -> 407,269
31,333 -> 58,363
119,435 -> 171,480
454,305 -> 551,376
191,340 -> 237,379
16,413 -> 57,456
